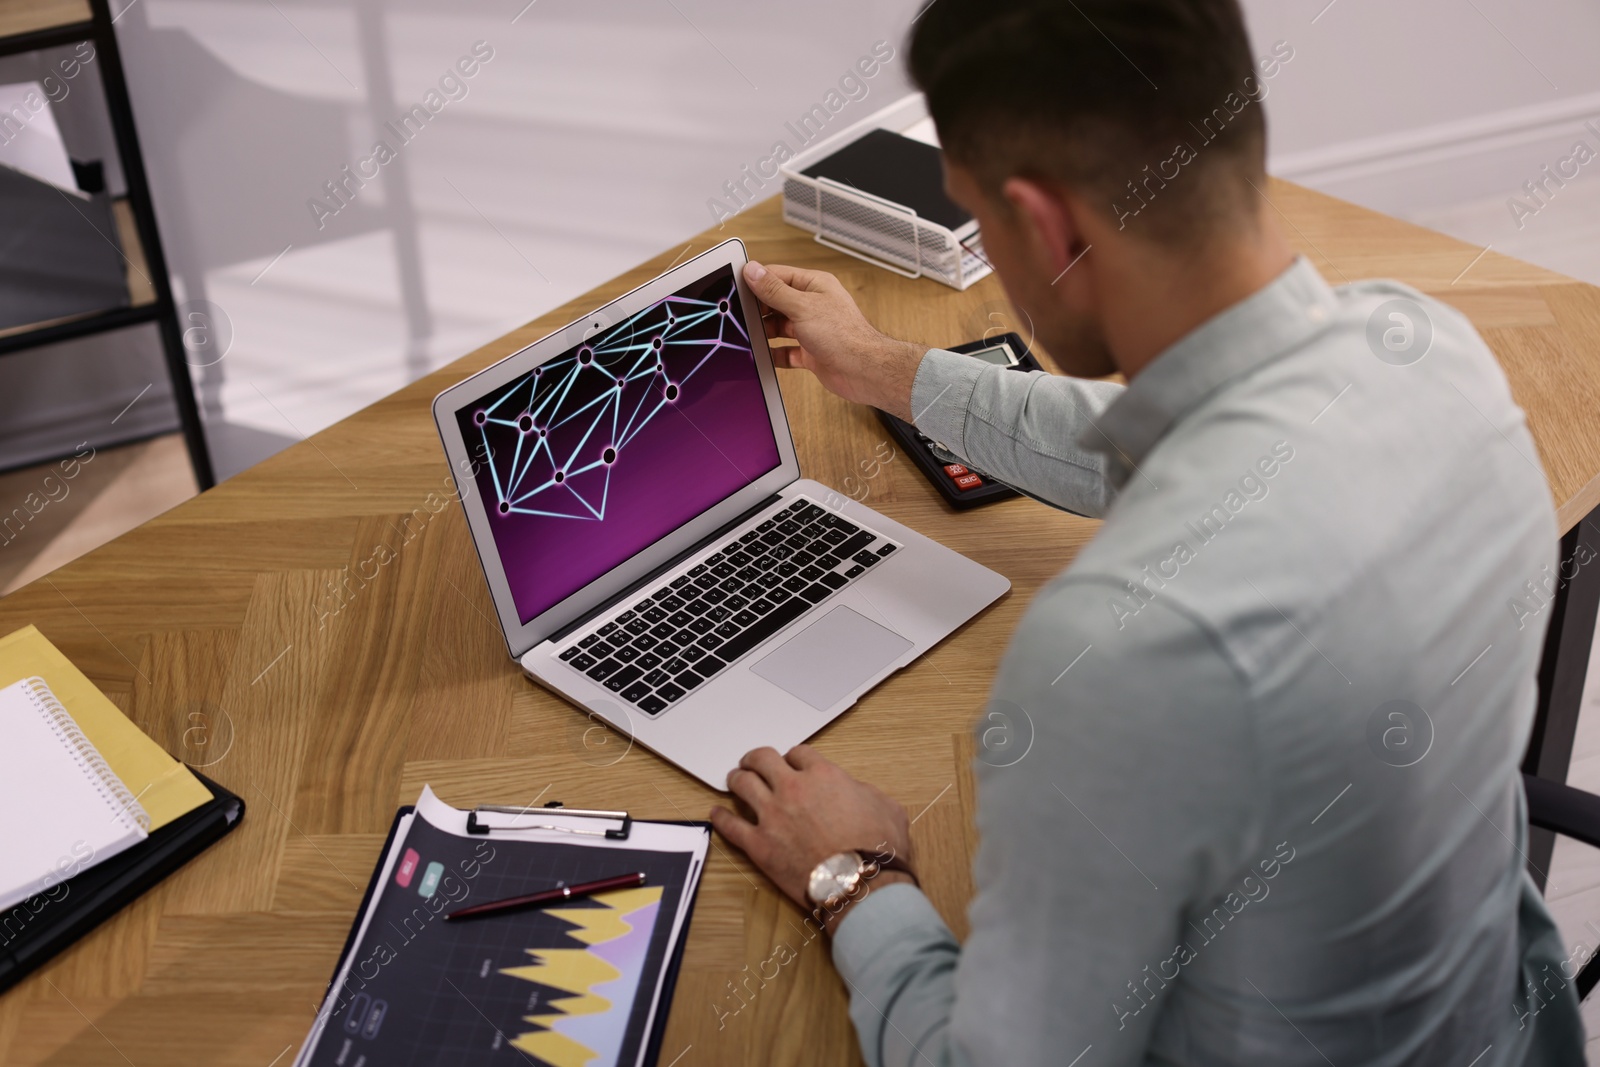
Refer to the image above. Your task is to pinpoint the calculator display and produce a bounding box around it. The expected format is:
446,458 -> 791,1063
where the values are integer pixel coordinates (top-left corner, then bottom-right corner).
966,343 -> 1019,367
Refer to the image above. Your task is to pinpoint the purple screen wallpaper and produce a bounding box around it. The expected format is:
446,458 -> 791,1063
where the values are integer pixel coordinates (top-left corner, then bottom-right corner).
457,263 -> 781,623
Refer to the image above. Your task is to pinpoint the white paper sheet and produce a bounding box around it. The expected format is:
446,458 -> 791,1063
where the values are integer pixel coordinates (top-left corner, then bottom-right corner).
0,678 -> 148,911
0,83 -> 80,195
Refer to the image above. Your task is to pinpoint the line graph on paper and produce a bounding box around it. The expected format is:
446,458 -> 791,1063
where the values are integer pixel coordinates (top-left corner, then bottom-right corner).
498,884 -> 664,1066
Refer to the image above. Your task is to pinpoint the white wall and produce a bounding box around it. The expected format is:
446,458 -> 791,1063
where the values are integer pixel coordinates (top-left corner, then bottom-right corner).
1,0 -> 921,478
1249,0 -> 1600,151
1248,0 -> 1600,223
3,0 -> 1597,479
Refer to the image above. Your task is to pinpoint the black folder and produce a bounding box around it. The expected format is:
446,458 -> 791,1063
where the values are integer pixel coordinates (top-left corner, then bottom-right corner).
0,769 -> 244,993
800,127 -> 973,232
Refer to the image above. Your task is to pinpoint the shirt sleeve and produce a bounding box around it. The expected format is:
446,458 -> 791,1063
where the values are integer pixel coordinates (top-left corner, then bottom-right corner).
830,581 -> 1261,1067
908,349 -> 1126,518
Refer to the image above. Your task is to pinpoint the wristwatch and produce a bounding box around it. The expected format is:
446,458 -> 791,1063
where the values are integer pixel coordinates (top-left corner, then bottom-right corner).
806,849 -> 917,909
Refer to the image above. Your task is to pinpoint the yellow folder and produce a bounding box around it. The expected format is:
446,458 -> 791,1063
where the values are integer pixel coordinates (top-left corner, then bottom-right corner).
0,625 -> 211,830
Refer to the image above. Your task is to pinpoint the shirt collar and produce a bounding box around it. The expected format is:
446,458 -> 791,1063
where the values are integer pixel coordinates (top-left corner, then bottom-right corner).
1082,256 -> 1337,490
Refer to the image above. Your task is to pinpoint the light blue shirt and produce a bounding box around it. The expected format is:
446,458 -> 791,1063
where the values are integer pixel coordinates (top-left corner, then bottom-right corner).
830,258 -> 1585,1065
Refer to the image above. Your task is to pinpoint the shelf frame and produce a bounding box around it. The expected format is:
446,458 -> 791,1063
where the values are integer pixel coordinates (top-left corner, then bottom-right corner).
0,0 -> 214,488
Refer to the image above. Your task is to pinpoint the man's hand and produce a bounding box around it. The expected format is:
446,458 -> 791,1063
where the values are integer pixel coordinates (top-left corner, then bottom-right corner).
744,261 -> 927,422
710,744 -> 915,925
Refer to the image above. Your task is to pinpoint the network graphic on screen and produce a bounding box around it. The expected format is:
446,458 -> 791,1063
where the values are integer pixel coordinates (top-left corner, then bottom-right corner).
470,279 -> 751,521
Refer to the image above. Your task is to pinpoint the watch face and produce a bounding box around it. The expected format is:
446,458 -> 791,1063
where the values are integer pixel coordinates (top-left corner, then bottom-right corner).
808,851 -> 862,905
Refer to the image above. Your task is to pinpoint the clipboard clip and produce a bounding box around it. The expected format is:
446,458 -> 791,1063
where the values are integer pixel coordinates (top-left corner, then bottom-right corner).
465,801 -> 633,840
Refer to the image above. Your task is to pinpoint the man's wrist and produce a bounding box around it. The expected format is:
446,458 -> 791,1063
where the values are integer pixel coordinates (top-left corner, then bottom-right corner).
872,336 -> 928,422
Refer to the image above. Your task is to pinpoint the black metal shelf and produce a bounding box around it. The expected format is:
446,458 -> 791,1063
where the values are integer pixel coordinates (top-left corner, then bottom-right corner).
0,0 -> 214,488
0,302 -> 164,356
0,19 -> 94,60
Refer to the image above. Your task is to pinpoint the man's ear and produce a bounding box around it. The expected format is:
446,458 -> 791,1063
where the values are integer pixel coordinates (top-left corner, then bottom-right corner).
1001,175 -> 1083,279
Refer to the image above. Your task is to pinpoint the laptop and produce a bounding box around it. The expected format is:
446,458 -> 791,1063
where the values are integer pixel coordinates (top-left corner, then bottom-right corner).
434,239 -> 1009,789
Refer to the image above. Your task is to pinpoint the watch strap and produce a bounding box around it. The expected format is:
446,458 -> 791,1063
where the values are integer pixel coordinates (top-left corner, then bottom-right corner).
858,849 -> 918,887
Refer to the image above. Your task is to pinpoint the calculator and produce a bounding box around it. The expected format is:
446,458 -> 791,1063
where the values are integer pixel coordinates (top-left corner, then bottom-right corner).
875,331 -> 1044,509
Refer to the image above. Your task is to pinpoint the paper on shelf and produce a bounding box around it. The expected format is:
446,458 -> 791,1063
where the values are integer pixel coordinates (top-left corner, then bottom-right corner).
0,82 -> 82,196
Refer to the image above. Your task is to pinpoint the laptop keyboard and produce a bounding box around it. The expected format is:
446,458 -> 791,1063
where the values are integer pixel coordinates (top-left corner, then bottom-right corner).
556,497 -> 899,715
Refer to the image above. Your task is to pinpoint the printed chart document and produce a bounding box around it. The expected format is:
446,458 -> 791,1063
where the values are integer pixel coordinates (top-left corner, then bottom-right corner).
294,787 -> 708,1067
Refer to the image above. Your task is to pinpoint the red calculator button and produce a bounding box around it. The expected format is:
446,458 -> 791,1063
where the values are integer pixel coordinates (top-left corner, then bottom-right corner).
953,472 -> 983,491
943,464 -> 969,479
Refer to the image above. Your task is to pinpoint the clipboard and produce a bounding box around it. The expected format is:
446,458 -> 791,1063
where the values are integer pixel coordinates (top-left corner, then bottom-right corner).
465,801 -> 634,840
307,793 -> 709,1067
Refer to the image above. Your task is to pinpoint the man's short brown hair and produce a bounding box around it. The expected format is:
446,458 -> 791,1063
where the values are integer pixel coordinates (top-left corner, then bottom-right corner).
909,0 -> 1277,243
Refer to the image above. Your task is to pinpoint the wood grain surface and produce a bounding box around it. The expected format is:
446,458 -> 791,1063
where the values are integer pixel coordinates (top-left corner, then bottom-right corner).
2,182 -> 1598,1065
0,0 -> 88,39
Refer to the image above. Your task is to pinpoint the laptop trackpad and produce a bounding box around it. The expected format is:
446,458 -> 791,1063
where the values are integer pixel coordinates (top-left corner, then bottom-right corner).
751,606 -> 913,711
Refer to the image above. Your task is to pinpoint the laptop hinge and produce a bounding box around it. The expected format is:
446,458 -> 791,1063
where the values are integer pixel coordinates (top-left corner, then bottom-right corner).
544,491 -> 786,645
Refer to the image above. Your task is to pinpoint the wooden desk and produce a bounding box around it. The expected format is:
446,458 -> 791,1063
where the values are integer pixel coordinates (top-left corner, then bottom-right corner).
0,0 -> 89,40
2,184 -> 1599,1065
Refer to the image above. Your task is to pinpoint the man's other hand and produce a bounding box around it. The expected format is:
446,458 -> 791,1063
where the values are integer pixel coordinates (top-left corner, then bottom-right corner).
743,261 -> 927,422
710,744 -> 914,916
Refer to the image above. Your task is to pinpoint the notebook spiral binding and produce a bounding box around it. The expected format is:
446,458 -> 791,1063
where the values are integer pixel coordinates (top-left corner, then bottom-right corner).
24,676 -> 151,833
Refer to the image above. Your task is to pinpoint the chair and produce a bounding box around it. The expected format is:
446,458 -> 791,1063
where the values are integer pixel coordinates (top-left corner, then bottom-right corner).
1524,772 -> 1600,999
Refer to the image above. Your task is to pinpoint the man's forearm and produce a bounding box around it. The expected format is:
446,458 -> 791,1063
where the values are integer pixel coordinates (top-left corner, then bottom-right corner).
864,336 -> 929,423
909,349 -> 1125,518
832,883 -> 968,1067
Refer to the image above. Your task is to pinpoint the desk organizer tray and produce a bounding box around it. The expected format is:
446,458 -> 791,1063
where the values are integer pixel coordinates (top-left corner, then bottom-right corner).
781,94 -> 992,290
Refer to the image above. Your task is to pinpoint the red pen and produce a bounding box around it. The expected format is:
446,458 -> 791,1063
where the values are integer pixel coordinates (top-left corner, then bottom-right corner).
444,871 -> 647,921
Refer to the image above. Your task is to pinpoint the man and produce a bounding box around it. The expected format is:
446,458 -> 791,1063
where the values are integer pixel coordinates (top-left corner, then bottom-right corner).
706,0 -> 1586,1064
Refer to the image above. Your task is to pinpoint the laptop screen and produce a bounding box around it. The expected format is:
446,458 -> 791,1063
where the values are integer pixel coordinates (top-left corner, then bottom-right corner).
455,263 -> 782,624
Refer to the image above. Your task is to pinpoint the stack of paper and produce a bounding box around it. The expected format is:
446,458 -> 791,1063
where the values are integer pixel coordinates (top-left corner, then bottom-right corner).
0,625 -> 212,833
0,677 -> 151,910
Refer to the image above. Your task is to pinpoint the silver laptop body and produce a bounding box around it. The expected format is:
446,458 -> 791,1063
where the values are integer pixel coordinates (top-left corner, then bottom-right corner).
434,239 -> 1007,789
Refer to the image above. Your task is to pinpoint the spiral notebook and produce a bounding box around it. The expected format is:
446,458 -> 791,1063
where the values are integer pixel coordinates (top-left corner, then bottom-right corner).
0,677 -> 151,912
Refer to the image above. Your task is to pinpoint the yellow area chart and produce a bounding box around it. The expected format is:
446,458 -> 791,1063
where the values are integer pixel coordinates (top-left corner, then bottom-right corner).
499,886 -> 663,1067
